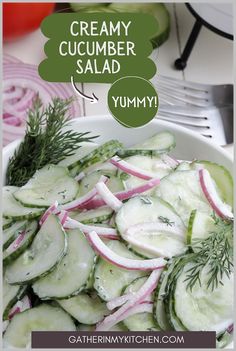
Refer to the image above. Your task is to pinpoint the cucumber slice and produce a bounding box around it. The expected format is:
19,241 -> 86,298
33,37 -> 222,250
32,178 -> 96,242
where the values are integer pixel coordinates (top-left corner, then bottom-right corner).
159,257 -> 188,331
154,266 -> 173,330
68,140 -> 123,174
5,215 -> 67,284
116,196 -> 186,258
13,165 -> 79,208
156,170 -> 212,225
3,304 -> 76,348
86,160 -> 117,175
121,155 -> 172,191
109,3 -> 170,48
3,275 -> 27,320
123,276 -> 150,296
174,263 -> 233,334
193,160 -> 233,207
3,217 -> 14,230
121,276 -> 160,331
32,229 -> 96,299
71,206 -> 113,224
3,221 -> 38,265
3,186 -> 44,220
187,210 -> 216,248
3,220 -> 27,250
77,322 -> 127,331
80,170 -> 124,196
57,292 -> 109,325
176,161 -> 192,171
216,329 -> 233,348
123,311 -> 159,331
94,240 -> 146,301
58,142 -> 98,167
118,132 -> 175,157
70,3 -> 108,12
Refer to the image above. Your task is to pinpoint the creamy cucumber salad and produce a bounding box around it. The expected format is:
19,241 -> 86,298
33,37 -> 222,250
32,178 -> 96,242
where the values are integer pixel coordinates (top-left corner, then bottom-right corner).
3,131 -> 233,348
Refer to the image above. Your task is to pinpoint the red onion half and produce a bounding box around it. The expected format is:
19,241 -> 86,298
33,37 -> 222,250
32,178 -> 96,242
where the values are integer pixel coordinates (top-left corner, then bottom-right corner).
3,61 -> 81,145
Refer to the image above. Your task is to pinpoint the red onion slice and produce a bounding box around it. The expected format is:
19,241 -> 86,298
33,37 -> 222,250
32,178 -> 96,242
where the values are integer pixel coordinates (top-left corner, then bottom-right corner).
64,217 -> 118,240
8,295 -> 31,320
3,62 -> 81,145
96,269 -> 162,330
3,53 -> 21,64
57,175 -> 108,212
39,201 -> 59,226
85,177 -> 160,209
87,231 -> 166,270
97,303 -> 153,331
107,293 -> 152,311
199,169 -> 233,220
6,230 -> 26,253
161,154 -> 179,168
110,156 -> 153,180
96,182 -> 123,212
58,210 -> 69,226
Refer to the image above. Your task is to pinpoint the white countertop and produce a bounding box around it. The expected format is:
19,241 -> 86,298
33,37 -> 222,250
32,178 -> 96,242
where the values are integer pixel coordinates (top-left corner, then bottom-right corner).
3,3 -> 233,155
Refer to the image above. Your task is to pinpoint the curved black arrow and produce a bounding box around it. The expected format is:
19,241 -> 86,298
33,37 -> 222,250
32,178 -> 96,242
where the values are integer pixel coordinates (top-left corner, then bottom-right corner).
71,76 -> 98,104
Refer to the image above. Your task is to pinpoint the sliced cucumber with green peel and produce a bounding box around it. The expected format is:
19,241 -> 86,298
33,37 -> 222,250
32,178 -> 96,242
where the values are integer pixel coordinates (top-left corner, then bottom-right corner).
176,161 -> 192,171
122,276 -> 160,331
5,215 -> 67,285
3,304 -> 76,348
68,140 -> 123,174
57,292 -> 109,325
156,170 -> 212,225
80,170 -> 124,195
3,220 -> 27,250
77,322 -> 128,331
94,240 -> 146,301
116,196 -> 186,258
70,3 -> 109,12
123,311 -> 159,331
192,160 -> 233,207
174,263 -> 233,334
58,142 -> 98,168
33,229 -> 96,299
108,3 -> 170,48
13,165 -> 79,208
121,155 -> 172,191
3,217 -> 14,230
3,221 -> 38,266
3,186 -> 44,220
123,276 -> 149,296
216,329 -> 233,348
187,210 -> 216,249
3,275 -> 27,320
118,132 -> 175,157
71,206 -> 113,224
154,266 -> 174,330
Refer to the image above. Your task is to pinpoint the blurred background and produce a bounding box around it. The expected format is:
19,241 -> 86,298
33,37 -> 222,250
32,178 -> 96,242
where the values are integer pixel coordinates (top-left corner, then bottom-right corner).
3,2 -> 234,147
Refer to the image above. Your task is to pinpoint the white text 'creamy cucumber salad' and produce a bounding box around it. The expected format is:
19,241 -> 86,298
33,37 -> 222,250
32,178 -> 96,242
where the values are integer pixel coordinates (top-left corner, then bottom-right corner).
3,131 -> 233,348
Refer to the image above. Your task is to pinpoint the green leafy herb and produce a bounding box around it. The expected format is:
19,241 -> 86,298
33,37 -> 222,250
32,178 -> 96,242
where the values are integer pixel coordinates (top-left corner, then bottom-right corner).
158,216 -> 174,226
140,196 -> 152,205
6,98 -> 97,187
185,217 -> 233,291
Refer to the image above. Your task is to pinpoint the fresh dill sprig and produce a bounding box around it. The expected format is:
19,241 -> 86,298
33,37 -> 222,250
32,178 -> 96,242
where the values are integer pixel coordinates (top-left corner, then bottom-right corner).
184,217 -> 233,291
158,216 -> 174,226
6,97 -> 97,187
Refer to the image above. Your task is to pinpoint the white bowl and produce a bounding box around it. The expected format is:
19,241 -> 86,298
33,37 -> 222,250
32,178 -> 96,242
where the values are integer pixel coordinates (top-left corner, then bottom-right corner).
2,116 -> 233,347
3,115 -> 233,182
